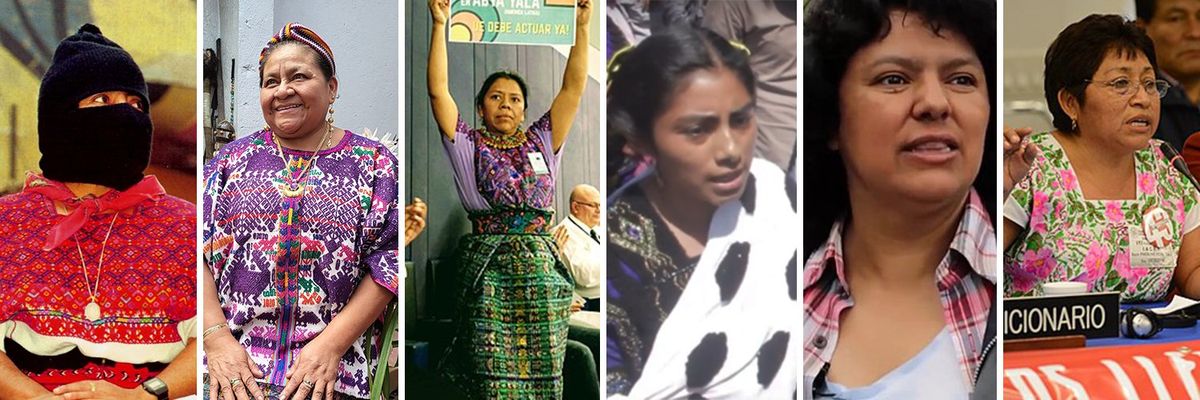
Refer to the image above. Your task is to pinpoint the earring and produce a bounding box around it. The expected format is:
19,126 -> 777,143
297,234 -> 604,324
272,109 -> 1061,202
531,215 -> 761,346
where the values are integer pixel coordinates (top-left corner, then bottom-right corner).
1071,118 -> 1077,131
327,106 -> 335,127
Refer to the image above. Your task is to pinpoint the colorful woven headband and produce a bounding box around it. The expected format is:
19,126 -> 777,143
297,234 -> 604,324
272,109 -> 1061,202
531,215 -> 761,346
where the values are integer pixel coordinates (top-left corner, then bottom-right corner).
259,23 -> 335,76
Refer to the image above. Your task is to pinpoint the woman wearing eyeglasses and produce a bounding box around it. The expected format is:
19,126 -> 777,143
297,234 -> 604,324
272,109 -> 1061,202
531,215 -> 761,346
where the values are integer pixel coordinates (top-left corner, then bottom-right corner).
1004,14 -> 1200,302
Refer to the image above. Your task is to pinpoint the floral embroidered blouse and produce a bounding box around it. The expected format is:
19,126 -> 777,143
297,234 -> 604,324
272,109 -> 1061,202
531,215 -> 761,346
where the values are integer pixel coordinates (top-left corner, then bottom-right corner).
1004,132 -> 1200,302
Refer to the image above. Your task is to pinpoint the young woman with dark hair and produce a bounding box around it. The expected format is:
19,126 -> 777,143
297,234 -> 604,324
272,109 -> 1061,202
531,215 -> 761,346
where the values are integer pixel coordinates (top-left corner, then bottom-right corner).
425,0 -> 593,397
606,25 -> 798,399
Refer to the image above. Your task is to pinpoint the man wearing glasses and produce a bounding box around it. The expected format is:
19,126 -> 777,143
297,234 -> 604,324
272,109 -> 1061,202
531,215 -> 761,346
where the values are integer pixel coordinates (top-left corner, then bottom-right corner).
553,184 -> 602,312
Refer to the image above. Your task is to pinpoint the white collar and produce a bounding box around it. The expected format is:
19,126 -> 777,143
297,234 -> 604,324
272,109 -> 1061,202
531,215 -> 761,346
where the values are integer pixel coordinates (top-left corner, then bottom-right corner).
567,214 -> 595,233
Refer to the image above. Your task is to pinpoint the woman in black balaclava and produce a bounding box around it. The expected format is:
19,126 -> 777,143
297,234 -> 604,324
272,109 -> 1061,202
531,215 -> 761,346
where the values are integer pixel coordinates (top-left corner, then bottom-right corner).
0,24 -> 197,400
38,25 -> 154,190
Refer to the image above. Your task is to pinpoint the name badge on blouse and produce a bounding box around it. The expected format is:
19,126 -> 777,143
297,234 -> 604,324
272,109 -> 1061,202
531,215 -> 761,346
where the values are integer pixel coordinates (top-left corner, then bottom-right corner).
1131,206 -> 1175,269
1142,206 -> 1174,248
528,152 -> 550,175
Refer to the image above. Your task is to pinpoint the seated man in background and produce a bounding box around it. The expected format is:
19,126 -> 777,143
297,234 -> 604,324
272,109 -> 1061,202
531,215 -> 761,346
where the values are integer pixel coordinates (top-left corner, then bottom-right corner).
554,184 -> 603,312
554,184 -> 603,400
1137,0 -> 1200,175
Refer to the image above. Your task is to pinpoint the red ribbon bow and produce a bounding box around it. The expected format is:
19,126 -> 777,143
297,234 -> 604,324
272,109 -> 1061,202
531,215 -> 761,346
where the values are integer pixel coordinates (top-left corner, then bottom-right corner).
24,174 -> 166,250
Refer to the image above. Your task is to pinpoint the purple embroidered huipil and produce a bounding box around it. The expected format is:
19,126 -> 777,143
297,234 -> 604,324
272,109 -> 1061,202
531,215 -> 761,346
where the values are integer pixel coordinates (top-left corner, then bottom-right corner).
203,130 -> 399,399
442,112 -> 560,210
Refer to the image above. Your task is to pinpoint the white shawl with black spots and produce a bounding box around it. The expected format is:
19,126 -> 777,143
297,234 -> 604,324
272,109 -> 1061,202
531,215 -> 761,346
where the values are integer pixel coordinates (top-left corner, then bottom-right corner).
617,159 -> 799,400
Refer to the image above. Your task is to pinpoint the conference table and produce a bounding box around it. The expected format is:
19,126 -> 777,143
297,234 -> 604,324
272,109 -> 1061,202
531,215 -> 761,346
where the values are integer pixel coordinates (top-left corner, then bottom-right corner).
1003,302 -> 1200,399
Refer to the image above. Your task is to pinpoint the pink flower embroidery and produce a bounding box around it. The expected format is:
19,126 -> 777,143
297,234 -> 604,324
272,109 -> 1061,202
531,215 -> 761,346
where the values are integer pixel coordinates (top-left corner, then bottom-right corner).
1105,201 -> 1124,223
1010,269 -> 1038,293
1060,169 -> 1077,191
1030,191 -> 1050,232
1176,200 -> 1186,225
1138,172 -> 1156,195
1113,250 -> 1146,288
1023,248 -> 1058,280
1081,243 -> 1110,283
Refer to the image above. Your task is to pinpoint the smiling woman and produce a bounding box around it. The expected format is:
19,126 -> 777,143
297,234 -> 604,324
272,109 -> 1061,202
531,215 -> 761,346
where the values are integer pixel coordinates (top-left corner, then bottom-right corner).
202,22 -> 399,400
259,39 -> 338,148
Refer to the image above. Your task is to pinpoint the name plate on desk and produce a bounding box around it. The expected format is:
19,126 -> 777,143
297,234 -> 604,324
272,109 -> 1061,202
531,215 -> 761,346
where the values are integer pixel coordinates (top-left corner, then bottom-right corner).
1004,292 -> 1120,339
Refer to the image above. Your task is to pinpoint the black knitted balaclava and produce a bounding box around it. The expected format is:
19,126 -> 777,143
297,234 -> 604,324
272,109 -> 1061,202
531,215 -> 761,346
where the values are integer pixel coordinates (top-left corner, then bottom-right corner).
38,24 -> 152,190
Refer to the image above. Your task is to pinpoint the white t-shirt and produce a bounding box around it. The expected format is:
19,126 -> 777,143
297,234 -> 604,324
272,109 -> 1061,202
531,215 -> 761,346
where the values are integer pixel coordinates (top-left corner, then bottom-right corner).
817,328 -> 969,400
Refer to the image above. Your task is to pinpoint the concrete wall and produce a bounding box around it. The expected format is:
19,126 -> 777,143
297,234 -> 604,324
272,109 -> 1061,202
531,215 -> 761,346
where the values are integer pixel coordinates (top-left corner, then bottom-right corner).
1004,0 -> 1134,131
404,1 -> 603,320
204,0 -> 397,142
275,0 -> 399,140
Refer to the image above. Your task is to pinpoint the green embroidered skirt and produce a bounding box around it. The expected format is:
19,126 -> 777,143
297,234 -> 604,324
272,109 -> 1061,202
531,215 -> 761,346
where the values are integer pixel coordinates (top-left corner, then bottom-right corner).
440,206 -> 574,399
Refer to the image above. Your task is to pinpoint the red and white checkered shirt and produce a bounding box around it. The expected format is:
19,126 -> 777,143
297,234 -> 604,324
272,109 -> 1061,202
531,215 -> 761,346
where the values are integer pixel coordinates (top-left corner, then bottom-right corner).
802,190 -> 996,395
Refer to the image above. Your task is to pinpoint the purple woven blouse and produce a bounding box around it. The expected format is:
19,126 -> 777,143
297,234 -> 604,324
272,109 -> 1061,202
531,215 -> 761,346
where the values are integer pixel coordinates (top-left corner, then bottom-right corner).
203,130 -> 399,399
441,112 -> 561,211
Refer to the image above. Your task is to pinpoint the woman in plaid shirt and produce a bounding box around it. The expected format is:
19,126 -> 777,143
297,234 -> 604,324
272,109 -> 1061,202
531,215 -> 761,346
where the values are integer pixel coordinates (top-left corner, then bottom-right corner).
803,0 -> 998,398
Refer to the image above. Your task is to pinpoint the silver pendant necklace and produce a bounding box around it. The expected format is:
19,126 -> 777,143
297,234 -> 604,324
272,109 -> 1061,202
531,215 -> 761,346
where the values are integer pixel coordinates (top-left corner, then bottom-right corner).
76,213 -> 121,322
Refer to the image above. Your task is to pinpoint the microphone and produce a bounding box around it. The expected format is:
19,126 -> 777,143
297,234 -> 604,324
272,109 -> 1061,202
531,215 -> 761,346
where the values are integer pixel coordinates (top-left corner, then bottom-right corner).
1160,141 -> 1200,192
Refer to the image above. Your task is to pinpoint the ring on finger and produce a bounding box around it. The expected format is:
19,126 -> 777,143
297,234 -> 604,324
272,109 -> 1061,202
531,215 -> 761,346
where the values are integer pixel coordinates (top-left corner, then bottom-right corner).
302,379 -> 316,389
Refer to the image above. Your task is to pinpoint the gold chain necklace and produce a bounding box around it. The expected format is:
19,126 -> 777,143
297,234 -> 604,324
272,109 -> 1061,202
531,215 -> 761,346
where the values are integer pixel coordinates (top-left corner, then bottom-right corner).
273,123 -> 334,198
76,212 -> 121,321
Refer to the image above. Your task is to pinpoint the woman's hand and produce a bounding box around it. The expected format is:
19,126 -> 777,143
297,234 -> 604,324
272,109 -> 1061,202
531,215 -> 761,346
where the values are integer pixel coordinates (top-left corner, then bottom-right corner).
205,330 -> 266,400
1003,126 -> 1039,197
405,198 -> 428,246
51,380 -> 148,400
576,0 -> 592,27
281,337 -> 346,400
430,0 -> 449,25
550,0 -> 591,151
29,394 -> 64,400
427,0 -> 460,141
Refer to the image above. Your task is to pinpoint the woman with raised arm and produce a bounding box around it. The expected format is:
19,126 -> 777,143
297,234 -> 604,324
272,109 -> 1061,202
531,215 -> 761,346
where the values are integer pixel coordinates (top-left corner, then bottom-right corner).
426,0 -> 592,398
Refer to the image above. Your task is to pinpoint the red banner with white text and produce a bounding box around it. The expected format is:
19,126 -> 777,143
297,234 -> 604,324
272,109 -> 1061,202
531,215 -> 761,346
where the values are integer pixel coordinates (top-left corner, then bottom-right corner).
1004,340 -> 1200,399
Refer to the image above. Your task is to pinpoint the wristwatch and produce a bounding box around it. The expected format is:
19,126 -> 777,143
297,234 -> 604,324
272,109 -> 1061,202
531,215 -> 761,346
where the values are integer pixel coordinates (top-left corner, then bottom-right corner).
141,377 -> 169,400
